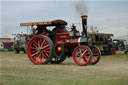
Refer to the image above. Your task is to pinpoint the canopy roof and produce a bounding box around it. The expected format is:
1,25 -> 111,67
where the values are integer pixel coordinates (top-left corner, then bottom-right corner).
88,33 -> 114,37
20,20 -> 67,26
98,33 -> 114,37
113,39 -> 126,41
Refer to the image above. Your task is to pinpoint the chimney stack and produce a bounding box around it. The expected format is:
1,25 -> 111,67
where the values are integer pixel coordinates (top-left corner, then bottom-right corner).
81,15 -> 88,37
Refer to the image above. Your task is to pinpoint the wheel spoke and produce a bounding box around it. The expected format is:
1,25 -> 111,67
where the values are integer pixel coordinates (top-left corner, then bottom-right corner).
42,45 -> 49,49
83,57 -> 87,62
76,50 -> 80,56
35,53 -> 40,61
33,40 -> 39,47
30,47 -> 37,50
38,54 -> 43,63
41,39 -> 45,47
73,46 -> 91,66
93,57 -> 97,61
45,47 -> 50,51
39,53 -> 45,62
37,38 -> 40,47
31,52 -> 39,57
79,49 -> 82,55
78,57 -> 83,63
90,46 -> 101,65
85,53 -> 90,56
44,52 -> 49,58
41,52 -> 48,59
43,50 -> 50,53
33,42 -> 38,48
39,37 -> 42,47
31,49 -> 37,53
82,50 -> 87,55
83,54 -> 89,60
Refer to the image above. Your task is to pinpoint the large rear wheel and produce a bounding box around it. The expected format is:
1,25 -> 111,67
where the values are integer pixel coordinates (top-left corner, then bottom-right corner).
90,45 -> 101,65
73,45 -> 92,66
27,35 -> 54,64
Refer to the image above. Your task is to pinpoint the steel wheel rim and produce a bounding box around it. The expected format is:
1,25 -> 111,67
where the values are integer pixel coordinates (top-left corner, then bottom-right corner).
73,46 -> 91,66
91,47 -> 100,64
28,36 -> 51,64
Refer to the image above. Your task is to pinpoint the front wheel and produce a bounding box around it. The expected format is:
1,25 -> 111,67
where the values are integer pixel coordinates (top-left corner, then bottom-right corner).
73,45 -> 92,66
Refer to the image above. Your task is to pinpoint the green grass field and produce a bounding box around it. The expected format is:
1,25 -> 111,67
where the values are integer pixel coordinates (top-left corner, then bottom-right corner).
0,51 -> 128,85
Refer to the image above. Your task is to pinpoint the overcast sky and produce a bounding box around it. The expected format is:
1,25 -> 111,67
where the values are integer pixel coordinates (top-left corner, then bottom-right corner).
1,0 -> 128,38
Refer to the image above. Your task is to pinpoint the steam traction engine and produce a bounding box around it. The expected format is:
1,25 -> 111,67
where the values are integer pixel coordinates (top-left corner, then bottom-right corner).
20,15 -> 101,66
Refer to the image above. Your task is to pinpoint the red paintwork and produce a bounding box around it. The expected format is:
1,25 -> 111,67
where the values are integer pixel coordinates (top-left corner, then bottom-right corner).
64,38 -> 79,53
0,38 -> 13,49
73,45 -> 92,66
40,32 -> 49,36
68,38 -> 79,46
52,27 -> 65,33
54,32 -> 80,53
55,33 -> 69,41
27,36 -> 51,64
56,41 -> 64,46
90,47 -> 100,64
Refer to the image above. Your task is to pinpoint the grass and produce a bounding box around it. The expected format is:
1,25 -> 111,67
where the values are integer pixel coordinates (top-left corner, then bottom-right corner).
0,51 -> 128,85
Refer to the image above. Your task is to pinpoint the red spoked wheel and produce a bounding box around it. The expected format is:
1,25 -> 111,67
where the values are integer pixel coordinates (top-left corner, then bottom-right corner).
27,35 -> 54,64
90,45 -> 101,65
73,45 -> 92,66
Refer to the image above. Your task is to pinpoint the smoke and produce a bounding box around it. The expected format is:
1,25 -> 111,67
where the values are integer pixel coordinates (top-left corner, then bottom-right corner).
74,0 -> 88,16
55,0 -> 88,16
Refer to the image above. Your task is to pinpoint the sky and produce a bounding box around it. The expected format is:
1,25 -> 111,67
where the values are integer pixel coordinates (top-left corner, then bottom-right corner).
1,0 -> 128,39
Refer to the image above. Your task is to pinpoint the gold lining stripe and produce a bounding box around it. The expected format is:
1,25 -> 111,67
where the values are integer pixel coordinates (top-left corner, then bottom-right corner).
20,22 -> 52,26
78,37 -> 81,46
81,17 -> 88,19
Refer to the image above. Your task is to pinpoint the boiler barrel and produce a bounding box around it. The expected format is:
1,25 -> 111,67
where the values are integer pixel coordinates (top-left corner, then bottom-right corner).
65,37 -> 88,46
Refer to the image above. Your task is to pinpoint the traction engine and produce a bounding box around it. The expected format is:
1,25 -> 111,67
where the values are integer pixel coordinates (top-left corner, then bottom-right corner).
20,15 -> 101,66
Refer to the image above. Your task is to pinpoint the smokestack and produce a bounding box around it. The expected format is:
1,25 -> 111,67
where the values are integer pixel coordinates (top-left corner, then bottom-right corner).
81,15 -> 88,37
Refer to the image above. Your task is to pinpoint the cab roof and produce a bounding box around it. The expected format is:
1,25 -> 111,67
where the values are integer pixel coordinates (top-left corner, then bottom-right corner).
20,20 -> 67,26
98,33 -> 114,37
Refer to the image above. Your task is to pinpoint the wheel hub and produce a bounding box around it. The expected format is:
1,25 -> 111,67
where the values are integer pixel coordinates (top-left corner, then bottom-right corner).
37,47 -> 42,52
80,54 -> 83,57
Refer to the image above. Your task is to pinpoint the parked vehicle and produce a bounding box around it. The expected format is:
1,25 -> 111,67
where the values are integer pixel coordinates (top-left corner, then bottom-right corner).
0,38 -> 14,51
124,45 -> 128,54
113,39 -> 126,51
0,42 -> 4,50
113,39 -> 128,54
88,33 -> 116,55
13,33 -> 27,53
